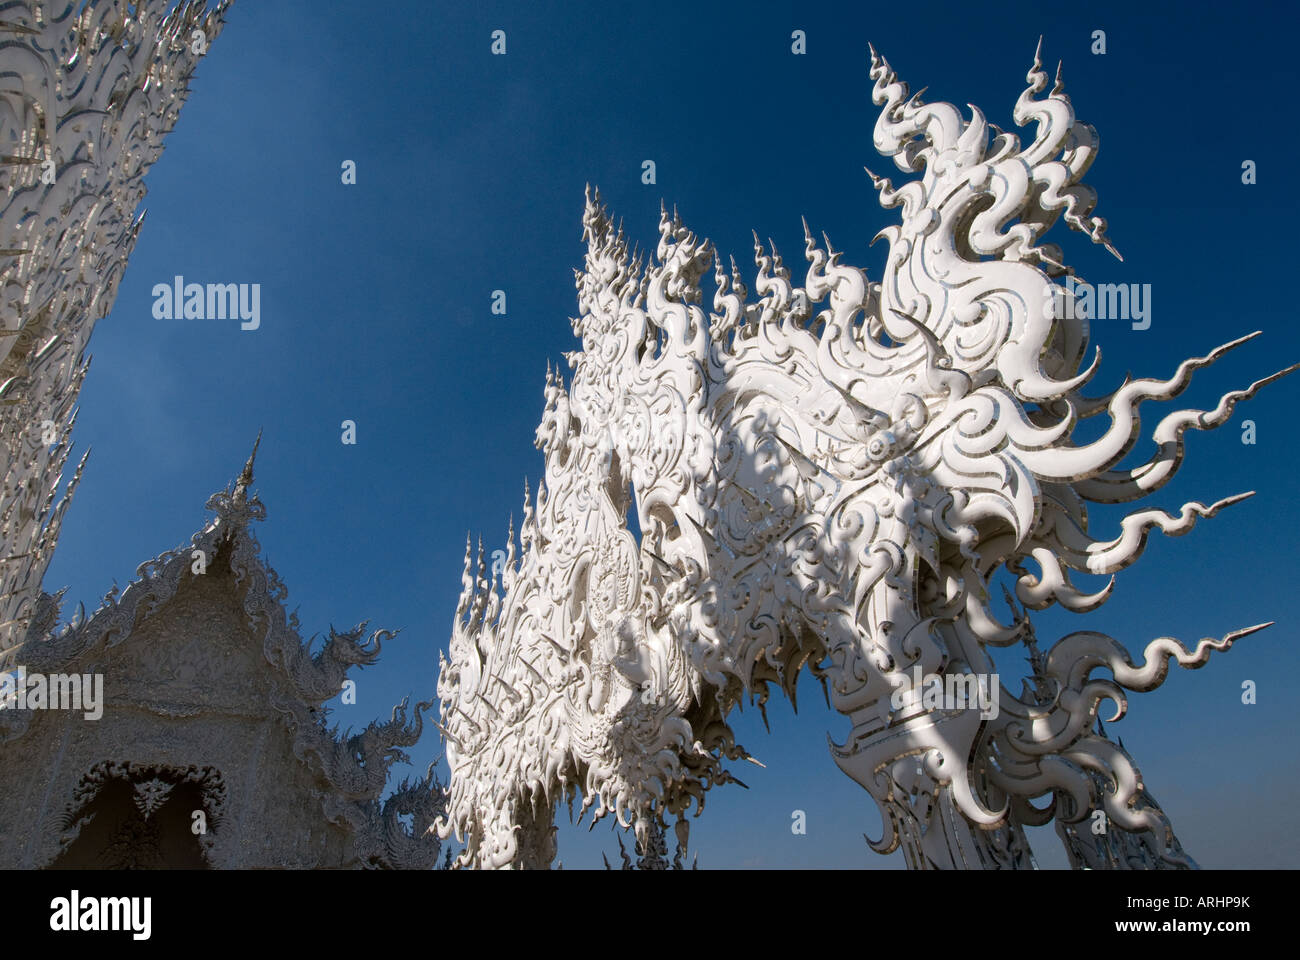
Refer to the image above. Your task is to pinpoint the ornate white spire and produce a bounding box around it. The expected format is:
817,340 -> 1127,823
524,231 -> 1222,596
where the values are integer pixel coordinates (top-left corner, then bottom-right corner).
206,430 -> 266,528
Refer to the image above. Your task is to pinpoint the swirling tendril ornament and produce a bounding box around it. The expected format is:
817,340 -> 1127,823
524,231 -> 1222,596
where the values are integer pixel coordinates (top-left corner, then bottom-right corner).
435,42 -> 1295,869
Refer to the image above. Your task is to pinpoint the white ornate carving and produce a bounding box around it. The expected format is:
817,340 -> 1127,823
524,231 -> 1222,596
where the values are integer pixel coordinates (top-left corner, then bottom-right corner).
55,761 -> 227,868
1,443 -> 445,869
438,43 -> 1295,869
1,0 -> 233,657
132,778 -> 174,819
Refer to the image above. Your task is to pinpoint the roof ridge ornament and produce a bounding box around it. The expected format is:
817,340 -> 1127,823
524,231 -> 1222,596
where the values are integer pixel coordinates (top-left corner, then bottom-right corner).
205,430 -> 267,527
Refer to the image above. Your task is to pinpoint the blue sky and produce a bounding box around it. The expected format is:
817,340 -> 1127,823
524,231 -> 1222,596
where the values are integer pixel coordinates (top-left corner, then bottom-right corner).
43,0 -> 1300,867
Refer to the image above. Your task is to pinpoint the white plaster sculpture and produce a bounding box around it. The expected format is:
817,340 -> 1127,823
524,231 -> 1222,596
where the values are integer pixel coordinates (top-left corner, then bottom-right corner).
0,439 -> 446,869
437,43 -> 1295,869
1,2 -> 448,870
1,0 -> 232,658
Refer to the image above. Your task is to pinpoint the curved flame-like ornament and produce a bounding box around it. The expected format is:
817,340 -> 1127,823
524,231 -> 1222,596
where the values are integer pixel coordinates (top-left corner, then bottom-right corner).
436,42 -> 1295,869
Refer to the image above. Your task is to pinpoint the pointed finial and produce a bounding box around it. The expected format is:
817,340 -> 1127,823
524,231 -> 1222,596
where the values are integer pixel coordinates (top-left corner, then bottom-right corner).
236,428 -> 262,492
206,430 -> 267,524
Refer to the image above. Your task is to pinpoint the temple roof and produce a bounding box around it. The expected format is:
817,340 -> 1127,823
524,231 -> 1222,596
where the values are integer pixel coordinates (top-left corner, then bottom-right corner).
0,438 -> 444,866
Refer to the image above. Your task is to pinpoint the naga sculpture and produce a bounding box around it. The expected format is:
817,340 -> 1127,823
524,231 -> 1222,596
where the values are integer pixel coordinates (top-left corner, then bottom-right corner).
436,43 -> 1294,869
